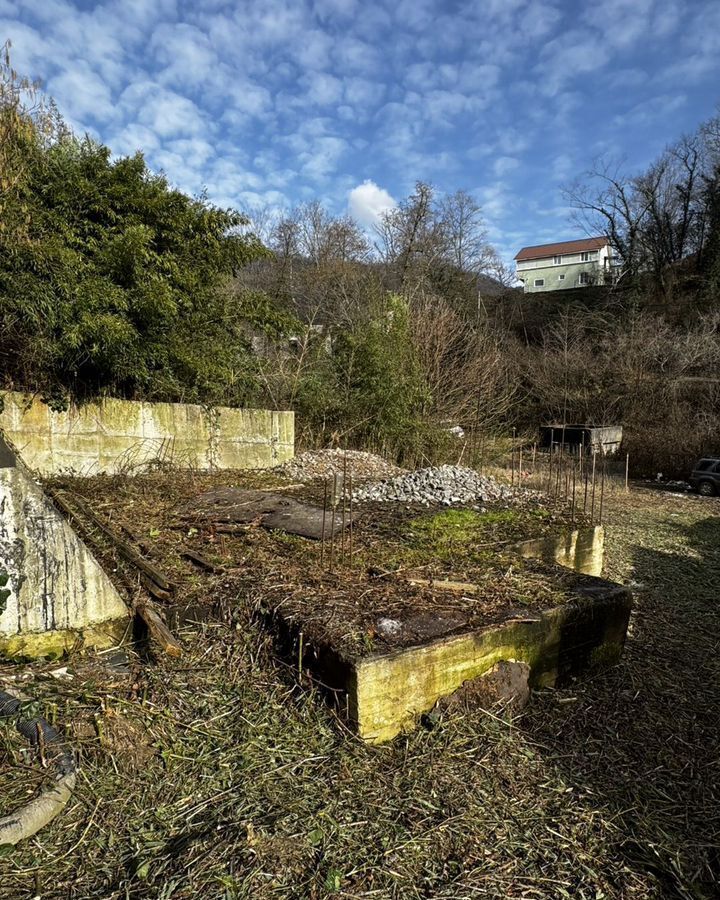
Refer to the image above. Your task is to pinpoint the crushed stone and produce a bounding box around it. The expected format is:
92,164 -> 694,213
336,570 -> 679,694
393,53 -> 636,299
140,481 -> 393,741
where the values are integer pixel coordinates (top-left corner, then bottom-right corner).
271,449 -> 405,482
352,464 -> 527,506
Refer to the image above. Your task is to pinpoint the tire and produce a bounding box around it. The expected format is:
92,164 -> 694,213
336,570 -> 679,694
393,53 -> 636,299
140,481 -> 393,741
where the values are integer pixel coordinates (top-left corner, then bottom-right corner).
698,480 -> 716,497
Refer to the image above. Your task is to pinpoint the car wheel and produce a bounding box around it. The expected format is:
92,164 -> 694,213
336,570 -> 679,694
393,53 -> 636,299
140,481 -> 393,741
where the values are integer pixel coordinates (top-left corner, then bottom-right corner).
698,480 -> 716,497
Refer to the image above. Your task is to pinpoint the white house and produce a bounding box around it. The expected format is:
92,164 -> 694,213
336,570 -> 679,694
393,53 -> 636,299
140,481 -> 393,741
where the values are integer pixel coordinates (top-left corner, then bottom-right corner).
515,236 -> 615,293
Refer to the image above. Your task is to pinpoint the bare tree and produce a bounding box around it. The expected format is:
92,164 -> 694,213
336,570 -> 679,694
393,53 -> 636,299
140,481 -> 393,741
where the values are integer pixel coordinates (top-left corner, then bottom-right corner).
437,189 -> 495,274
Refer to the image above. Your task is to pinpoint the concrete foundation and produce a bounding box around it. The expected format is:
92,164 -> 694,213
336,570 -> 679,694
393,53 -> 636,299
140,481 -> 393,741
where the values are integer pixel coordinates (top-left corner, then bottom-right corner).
0,439 -> 129,658
0,392 -> 294,476
513,525 -> 605,576
351,580 -> 631,743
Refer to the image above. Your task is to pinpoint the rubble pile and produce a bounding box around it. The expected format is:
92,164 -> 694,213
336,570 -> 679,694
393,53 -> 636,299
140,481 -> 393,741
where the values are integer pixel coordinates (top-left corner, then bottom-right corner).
352,465 -> 521,506
272,449 -> 405,482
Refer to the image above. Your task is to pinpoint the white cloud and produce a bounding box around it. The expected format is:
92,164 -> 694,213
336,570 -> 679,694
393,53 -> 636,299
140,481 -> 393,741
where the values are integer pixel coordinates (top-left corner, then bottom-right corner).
537,31 -> 612,96
119,82 -> 209,138
302,71 -> 343,106
493,156 -> 519,177
348,179 -> 396,228
47,63 -> 115,123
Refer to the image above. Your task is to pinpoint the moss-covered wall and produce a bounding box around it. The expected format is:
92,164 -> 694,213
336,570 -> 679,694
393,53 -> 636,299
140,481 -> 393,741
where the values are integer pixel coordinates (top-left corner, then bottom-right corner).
0,464 -> 129,657
513,525 -> 605,576
353,582 -> 631,743
0,392 -> 294,475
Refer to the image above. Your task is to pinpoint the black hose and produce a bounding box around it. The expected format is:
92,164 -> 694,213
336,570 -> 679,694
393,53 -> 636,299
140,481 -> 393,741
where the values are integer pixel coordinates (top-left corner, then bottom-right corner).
0,688 -> 76,776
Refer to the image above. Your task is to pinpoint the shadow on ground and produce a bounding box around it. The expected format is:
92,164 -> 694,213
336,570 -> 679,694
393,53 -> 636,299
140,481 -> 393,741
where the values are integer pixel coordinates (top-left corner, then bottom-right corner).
524,511 -> 720,898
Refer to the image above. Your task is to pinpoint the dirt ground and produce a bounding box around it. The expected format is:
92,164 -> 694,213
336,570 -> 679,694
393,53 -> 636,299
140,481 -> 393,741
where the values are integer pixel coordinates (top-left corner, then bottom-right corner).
0,481 -> 718,899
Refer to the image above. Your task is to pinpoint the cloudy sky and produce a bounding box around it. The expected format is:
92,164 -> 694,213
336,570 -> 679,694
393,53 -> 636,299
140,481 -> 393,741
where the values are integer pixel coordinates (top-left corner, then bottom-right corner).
3,0 -> 719,263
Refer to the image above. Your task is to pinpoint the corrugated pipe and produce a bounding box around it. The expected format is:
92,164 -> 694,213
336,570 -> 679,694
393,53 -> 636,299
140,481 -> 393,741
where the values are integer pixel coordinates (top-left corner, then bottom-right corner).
0,688 -> 76,846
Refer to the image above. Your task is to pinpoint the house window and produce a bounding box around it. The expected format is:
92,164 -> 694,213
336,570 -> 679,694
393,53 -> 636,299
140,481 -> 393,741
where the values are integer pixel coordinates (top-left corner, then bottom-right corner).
553,255 -> 562,265
558,274 -> 565,281
534,278 -> 544,287
578,272 -> 590,285
580,251 -> 598,262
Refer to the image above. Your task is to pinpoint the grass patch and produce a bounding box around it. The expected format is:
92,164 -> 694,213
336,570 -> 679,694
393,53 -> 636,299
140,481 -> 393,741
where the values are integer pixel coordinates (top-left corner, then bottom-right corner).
6,476 -> 716,896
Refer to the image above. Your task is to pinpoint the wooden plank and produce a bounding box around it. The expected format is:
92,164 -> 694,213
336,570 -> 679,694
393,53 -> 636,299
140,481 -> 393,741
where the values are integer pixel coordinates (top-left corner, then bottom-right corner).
405,577 -> 480,594
182,549 -> 226,574
136,599 -> 182,657
51,489 -> 176,593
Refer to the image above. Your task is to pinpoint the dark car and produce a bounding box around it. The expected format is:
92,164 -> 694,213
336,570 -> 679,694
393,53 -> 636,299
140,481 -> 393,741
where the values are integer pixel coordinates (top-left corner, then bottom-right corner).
689,457 -> 720,496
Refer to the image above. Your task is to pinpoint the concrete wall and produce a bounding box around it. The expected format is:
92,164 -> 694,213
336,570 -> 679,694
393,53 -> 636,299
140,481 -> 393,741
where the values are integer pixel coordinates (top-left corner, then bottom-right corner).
0,442 -> 130,657
513,525 -> 605,577
0,392 -> 294,475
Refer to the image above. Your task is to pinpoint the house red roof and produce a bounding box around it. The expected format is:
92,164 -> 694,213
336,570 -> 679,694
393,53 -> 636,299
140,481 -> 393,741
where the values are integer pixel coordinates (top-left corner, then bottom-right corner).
514,236 -> 609,262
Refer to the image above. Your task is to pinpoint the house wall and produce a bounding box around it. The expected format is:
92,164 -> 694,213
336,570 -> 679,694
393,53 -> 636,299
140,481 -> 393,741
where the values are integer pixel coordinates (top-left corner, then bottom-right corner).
518,260 -> 605,292
517,243 -> 613,293
0,392 -> 294,475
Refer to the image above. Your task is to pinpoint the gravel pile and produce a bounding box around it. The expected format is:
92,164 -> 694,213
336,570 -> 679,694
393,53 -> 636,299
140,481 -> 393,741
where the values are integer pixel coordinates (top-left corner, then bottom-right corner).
272,449 -> 405,482
352,465 -> 518,506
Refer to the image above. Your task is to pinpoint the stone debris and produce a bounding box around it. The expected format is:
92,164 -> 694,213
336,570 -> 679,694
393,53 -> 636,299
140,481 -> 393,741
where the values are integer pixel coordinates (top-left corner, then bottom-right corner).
352,464 -> 522,506
435,661 -> 531,714
272,449 -> 405,482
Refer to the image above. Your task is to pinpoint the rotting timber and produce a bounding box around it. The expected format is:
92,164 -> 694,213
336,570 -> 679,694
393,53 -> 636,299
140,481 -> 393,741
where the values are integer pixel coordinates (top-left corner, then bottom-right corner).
45,468 -> 631,744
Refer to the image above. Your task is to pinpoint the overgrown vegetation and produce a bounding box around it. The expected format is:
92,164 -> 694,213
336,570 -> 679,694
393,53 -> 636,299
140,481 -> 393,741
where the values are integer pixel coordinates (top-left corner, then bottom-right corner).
0,45 -> 286,408
1,46 -> 719,472
2,485 -> 718,898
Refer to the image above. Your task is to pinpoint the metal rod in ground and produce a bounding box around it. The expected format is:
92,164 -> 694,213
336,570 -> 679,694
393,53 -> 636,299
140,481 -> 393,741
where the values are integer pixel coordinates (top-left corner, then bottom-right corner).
548,429 -> 554,492
599,456 -> 606,524
329,473 -> 337,571
625,452 -> 630,492
571,458 -> 576,524
511,428 -> 516,486
341,452 -> 348,564
518,444 -> 523,485
590,452 -> 597,525
320,477 -> 328,568
348,470 -> 353,567
583,456 -> 589,513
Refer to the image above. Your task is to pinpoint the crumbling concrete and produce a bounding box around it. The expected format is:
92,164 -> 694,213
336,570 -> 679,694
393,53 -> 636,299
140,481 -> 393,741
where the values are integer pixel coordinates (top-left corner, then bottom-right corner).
0,436 -> 129,658
0,392 -> 294,475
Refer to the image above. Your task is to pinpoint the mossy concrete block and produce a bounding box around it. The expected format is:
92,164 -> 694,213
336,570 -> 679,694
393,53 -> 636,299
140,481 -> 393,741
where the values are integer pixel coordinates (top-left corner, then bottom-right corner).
52,434 -> 102,473
215,441 -> 274,470
96,399 -> 143,437
141,401 -> 175,439
56,403 -> 101,436
13,444 -> 54,474
0,466 -> 129,658
272,411 -> 295,449
0,619 -> 127,660
168,439 -> 209,468
0,391 -> 294,475
7,395 -> 50,434
348,579 -> 631,743
218,408 -> 272,443
513,526 -> 605,577
181,405 -> 213,444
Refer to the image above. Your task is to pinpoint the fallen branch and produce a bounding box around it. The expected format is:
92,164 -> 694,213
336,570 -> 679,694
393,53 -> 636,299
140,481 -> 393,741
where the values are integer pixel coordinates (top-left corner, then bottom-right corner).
49,488 -> 176,594
182,549 -> 226,574
136,599 -> 183,658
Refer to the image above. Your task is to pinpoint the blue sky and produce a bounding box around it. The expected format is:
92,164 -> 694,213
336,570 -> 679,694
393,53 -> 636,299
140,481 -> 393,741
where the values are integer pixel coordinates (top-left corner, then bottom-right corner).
2,0 -> 719,265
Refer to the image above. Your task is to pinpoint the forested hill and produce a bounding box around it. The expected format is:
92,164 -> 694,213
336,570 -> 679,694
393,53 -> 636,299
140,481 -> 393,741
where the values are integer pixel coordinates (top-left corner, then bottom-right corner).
1,45 -> 719,475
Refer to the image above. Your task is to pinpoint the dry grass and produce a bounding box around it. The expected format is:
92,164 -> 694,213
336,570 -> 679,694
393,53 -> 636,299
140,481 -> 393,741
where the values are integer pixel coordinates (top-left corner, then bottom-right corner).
0,478 -> 718,898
